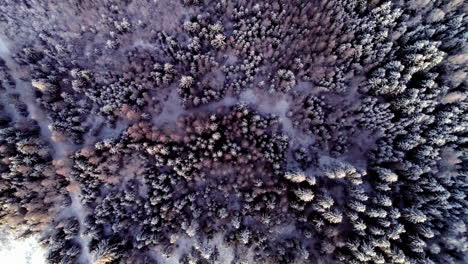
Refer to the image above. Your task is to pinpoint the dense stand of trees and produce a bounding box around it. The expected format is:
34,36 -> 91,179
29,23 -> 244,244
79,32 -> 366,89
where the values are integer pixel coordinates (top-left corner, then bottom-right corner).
0,0 -> 466,263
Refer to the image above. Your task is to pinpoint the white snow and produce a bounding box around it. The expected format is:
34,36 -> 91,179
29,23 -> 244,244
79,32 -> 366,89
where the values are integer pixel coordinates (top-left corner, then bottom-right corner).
69,190 -> 92,264
0,38 -> 10,57
210,234 -> 235,263
151,87 -> 186,128
0,228 -> 46,264
149,237 -> 194,264
239,88 -> 312,145
85,115 -> 129,144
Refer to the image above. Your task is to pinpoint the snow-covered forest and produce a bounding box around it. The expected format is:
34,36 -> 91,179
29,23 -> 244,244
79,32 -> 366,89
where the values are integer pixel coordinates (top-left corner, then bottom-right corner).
0,0 -> 466,263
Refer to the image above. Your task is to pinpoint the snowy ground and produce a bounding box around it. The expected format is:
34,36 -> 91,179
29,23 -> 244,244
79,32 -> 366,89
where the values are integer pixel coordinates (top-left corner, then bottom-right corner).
0,228 -> 46,264
69,191 -> 92,264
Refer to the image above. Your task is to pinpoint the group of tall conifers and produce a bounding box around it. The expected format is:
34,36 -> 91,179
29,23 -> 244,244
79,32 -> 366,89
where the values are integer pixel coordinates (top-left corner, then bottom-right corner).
0,0 -> 465,263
